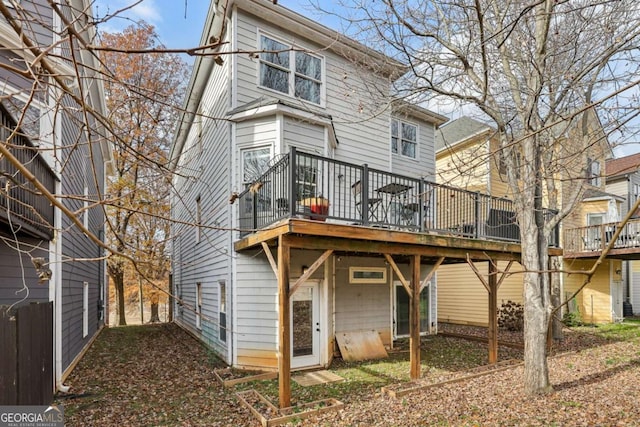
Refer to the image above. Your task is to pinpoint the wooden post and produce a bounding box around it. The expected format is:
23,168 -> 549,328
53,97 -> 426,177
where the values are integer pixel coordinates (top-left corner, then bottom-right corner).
410,254 -> 421,380
488,260 -> 498,364
277,236 -> 291,408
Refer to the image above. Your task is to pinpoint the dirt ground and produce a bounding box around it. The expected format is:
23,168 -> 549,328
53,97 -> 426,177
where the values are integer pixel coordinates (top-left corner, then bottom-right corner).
57,322 -> 640,426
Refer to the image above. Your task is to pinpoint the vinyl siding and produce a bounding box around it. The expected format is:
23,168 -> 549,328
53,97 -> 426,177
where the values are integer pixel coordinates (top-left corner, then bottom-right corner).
59,91 -> 106,371
283,117 -> 325,156
437,261 -> 524,326
234,249 -> 278,369
171,48 -> 232,360
564,259 -> 615,323
631,261 -> 640,315
334,257 -> 392,345
391,115 -> 437,179
234,9 -> 393,171
436,139 -> 489,192
0,235 -> 49,304
0,0 -> 53,60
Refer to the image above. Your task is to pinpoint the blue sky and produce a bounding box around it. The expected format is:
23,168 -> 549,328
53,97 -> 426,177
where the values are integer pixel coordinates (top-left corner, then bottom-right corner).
93,0 -> 637,157
93,0 -> 339,54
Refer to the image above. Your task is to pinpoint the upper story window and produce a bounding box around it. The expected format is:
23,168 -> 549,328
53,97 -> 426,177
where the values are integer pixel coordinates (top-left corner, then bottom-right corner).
587,158 -> 601,187
391,119 -> 417,159
259,34 -> 323,105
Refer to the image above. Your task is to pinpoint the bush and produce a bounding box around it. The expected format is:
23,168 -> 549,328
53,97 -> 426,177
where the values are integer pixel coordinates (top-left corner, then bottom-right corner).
562,310 -> 582,327
498,300 -> 524,331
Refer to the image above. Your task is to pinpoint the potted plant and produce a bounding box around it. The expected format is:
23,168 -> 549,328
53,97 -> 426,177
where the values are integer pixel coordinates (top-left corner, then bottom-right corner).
301,196 -> 329,221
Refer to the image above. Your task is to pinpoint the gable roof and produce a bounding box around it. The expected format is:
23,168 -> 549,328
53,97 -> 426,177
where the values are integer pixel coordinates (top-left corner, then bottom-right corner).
391,100 -> 448,127
606,152 -> 640,179
435,116 -> 493,152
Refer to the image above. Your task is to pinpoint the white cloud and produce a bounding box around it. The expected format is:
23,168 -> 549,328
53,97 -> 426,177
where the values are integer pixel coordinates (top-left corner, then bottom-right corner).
94,0 -> 162,27
130,0 -> 162,24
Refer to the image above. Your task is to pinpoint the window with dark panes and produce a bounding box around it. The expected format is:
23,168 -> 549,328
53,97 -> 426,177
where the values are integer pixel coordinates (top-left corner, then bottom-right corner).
241,147 -> 272,212
259,34 -> 323,105
295,52 -> 321,104
391,119 -> 417,159
259,36 -> 290,95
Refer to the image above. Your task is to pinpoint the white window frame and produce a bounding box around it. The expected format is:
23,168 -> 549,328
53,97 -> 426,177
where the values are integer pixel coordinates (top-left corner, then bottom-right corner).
258,31 -> 325,106
391,119 -> 419,160
589,159 -> 601,187
82,281 -> 89,338
349,267 -> 387,284
195,195 -> 202,243
196,282 -> 202,330
219,280 -> 226,342
83,184 -> 89,230
241,146 -> 272,186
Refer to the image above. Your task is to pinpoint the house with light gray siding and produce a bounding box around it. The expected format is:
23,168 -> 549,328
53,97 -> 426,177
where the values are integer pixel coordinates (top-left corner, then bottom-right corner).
0,0 -> 111,399
170,0 -> 450,372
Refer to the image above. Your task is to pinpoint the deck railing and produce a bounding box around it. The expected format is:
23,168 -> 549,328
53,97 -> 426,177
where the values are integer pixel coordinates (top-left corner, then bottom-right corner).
564,218 -> 640,253
237,148 -> 559,246
0,104 -> 56,240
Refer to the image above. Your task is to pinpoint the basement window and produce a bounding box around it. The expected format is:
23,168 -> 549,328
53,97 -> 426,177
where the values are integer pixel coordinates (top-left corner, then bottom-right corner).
349,267 -> 387,284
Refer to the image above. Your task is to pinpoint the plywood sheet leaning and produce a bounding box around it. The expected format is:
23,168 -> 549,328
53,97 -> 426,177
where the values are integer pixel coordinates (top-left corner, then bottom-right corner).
335,330 -> 388,362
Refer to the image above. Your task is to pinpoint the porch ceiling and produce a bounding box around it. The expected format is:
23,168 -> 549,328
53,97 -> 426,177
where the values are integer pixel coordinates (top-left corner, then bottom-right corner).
234,218 -> 563,262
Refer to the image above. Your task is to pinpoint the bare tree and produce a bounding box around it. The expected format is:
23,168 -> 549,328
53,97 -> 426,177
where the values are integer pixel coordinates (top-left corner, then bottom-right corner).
332,0 -> 640,393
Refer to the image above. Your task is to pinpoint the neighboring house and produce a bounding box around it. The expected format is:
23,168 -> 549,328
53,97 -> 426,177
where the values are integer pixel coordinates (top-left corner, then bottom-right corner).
0,1 -> 111,402
435,116 -> 623,326
170,0 -> 557,407
605,153 -> 640,316
435,117 -> 528,325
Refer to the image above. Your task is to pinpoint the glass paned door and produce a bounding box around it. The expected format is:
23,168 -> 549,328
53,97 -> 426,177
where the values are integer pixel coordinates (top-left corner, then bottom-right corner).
394,282 -> 429,338
291,283 -> 320,368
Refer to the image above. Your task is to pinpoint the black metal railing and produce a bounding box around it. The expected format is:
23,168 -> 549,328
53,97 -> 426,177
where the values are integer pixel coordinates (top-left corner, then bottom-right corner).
0,104 -> 56,240
237,148 -> 559,246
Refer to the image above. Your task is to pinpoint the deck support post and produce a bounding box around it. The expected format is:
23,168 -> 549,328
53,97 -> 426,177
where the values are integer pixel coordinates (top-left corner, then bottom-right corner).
410,254 -> 421,380
277,235 -> 291,408
488,260 -> 498,364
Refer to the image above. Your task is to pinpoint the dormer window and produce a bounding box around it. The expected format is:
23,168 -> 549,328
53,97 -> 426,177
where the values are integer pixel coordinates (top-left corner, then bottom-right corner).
259,34 -> 323,105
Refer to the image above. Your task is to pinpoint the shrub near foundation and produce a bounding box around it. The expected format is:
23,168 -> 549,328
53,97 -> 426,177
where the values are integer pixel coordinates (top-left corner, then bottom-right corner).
498,300 -> 524,331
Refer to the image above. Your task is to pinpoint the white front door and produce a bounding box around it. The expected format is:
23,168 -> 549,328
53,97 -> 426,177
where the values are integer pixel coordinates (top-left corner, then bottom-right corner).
611,280 -> 624,321
291,282 -> 320,368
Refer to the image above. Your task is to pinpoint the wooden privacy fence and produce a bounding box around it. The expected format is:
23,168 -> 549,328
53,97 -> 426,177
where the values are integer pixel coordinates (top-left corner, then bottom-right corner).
0,302 -> 53,405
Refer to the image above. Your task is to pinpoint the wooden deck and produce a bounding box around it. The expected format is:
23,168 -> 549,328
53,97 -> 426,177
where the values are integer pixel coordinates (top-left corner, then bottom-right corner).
235,218 -> 562,261
235,217 -> 562,409
564,219 -> 640,260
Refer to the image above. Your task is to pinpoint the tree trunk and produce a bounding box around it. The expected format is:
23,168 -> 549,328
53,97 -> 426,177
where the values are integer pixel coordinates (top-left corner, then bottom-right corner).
138,277 -> 144,324
520,208 -> 553,394
523,277 -> 552,394
111,269 -> 127,326
550,256 -> 564,341
150,292 -> 160,322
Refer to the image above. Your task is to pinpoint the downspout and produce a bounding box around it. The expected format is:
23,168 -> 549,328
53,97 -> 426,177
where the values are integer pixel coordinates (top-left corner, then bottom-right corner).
50,5 -> 69,392
54,180 -> 68,392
